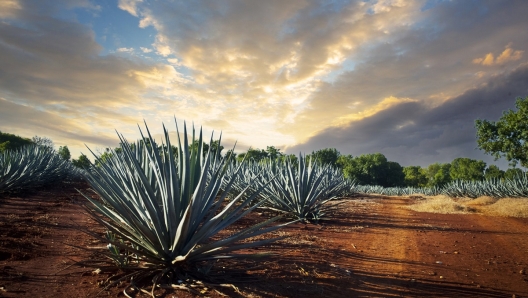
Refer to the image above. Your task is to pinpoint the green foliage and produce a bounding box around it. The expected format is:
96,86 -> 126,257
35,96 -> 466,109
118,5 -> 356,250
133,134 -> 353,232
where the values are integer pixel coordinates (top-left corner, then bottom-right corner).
0,131 -> 33,152
403,166 -> 428,187
484,165 -> 504,180
72,154 -> 91,169
236,146 -> 284,163
308,148 -> 340,167
386,161 -> 405,187
341,153 -> 404,187
475,96 -> 528,167
58,145 -> 71,161
278,153 -> 298,164
265,146 -> 283,160
190,139 -> 224,157
426,163 -> 452,187
449,158 -> 486,181
237,148 -> 269,162
504,168 -> 524,180
336,154 -> 353,169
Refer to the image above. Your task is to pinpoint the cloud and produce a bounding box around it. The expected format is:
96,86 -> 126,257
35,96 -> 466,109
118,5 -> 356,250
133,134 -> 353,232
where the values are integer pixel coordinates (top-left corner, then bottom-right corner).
0,0 -> 22,18
117,0 -> 143,17
282,1 -> 528,143
116,47 -> 134,53
287,63 -> 528,168
0,0 -> 191,157
1,0 -> 528,164
140,46 -> 152,53
473,44 -> 524,66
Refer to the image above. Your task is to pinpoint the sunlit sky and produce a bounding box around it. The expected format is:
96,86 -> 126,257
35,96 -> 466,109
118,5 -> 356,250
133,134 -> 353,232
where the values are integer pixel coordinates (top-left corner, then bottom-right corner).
1,0 -> 528,168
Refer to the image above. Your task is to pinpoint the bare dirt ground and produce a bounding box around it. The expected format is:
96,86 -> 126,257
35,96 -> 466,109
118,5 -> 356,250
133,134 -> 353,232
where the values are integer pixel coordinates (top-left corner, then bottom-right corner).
1,182 -> 527,297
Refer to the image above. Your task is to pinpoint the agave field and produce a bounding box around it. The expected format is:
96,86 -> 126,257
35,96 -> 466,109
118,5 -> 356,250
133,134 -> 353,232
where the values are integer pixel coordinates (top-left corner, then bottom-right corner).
355,174 -> 528,198
1,120 -> 528,297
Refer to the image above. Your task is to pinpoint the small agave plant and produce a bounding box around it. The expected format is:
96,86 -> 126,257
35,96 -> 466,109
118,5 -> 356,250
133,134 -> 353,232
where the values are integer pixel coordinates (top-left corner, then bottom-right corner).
79,119 -> 293,294
0,144 -> 73,193
259,155 -> 349,223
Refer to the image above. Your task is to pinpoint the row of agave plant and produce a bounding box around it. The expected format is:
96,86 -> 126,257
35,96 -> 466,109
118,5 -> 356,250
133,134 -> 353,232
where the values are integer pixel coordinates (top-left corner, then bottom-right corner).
0,144 -> 78,194
75,120 -> 353,294
355,174 -> 528,199
221,155 -> 354,222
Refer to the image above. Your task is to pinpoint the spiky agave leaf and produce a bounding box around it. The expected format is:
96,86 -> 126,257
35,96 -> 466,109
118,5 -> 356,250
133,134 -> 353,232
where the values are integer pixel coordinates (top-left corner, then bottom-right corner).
79,119 -> 293,274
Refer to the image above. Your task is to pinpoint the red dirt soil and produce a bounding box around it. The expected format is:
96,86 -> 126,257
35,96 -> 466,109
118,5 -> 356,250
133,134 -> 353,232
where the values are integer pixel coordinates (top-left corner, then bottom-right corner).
1,182 -> 527,297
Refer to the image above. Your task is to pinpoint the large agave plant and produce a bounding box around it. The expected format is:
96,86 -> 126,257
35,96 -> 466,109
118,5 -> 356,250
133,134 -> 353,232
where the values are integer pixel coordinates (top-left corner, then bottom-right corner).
259,155 -> 348,222
79,120 -> 292,291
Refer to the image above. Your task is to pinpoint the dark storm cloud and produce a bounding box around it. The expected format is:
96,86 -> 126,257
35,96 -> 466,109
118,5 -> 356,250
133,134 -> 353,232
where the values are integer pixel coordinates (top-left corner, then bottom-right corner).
287,63 -> 528,168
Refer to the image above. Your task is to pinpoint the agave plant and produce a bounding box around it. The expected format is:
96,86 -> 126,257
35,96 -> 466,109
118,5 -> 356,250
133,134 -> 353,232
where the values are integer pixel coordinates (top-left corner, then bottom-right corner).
258,155 -> 349,222
79,120 -> 293,293
0,144 -> 73,193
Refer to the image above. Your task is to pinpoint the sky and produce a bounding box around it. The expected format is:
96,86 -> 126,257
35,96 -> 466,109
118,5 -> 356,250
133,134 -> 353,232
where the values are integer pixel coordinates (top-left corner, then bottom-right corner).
1,0 -> 528,169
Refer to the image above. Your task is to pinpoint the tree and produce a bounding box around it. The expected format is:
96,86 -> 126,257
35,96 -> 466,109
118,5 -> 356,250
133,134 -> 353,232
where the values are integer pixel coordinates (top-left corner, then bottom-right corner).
426,163 -> 452,187
210,140 -> 224,156
190,139 -> 224,157
278,154 -> 298,164
58,145 -> 71,161
32,136 -> 54,150
237,148 -> 268,162
265,146 -> 283,160
72,154 -> 91,169
484,165 -> 504,180
449,158 -> 486,181
0,131 -> 32,152
403,166 -> 428,187
475,96 -> 528,167
308,148 -> 340,167
504,168 -> 524,180
341,153 -> 404,187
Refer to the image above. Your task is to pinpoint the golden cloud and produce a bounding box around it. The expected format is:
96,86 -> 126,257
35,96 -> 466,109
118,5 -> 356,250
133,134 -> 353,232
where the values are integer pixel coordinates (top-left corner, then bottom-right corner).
0,0 -> 21,18
473,44 -> 524,66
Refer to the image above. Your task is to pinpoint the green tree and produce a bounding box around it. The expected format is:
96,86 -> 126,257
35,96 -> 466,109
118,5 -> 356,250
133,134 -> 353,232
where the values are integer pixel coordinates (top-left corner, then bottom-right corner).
449,158 -> 486,181
0,131 -> 33,152
308,148 -> 340,167
278,153 -> 298,164
426,163 -> 452,187
210,140 -> 224,156
265,146 -> 283,160
94,148 -> 115,167
72,154 -> 91,169
384,161 -> 405,187
403,166 -> 428,187
475,96 -> 528,167
190,139 -> 224,157
58,145 -> 71,161
484,165 -> 504,180
31,136 -> 54,150
237,148 -> 268,162
341,153 -> 404,187
504,168 -> 524,180
336,154 -> 353,169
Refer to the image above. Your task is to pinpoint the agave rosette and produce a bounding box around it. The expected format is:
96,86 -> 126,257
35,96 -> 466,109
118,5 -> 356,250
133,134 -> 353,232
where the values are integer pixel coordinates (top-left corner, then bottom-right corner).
79,120 -> 293,273
0,144 -> 73,193
258,154 -> 349,222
